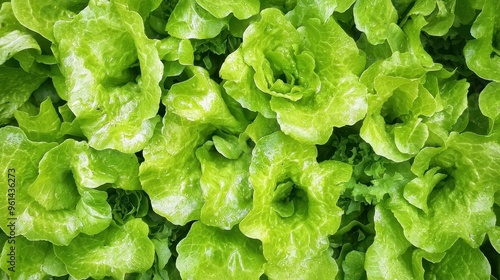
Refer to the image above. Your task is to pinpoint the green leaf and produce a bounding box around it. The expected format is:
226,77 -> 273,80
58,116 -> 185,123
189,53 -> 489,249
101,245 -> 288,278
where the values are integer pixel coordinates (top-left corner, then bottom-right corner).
52,0 -> 163,153
196,142 -> 252,229
0,66 -> 46,125
164,66 -> 246,132
54,219 -> 155,279
239,131 -> 351,276
286,0 -> 346,27
424,73 -> 469,144
176,222 -> 265,279
0,2 -> 40,64
479,82 -> 500,133
365,205 -> 446,280
353,0 -> 398,45
489,227 -> 500,254
220,48 -> 275,118
239,114 -> 280,146
166,0 -> 228,39
11,0 -> 88,41
403,167 -> 447,213
107,189 -> 149,225
196,0 -> 260,20
393,118 -> 429,155
342,251 -> 366,280
0,126 -> 57,236
141,66 -> 247,226
140,115 -> 209,226
464,0 -> 500,82
265,249 -> 339,279
360,52 -> 467,162
426,239 -> 491,279
157,37 -> 194,66
212,132 -> 242,159
14,98 -> 61,142
406,0 -> 457,36
0,236 -> 67,280
390,132 -> 500,253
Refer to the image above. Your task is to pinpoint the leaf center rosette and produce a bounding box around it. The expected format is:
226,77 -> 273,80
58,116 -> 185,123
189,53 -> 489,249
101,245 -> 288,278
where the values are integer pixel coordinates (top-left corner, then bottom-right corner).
255,46 -> 320,101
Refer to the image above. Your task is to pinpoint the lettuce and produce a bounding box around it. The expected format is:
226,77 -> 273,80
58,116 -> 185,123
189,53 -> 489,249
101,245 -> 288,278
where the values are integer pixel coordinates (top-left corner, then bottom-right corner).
220,8 -> 367,144
240,131 -> 352,277
1,0 -> 499,279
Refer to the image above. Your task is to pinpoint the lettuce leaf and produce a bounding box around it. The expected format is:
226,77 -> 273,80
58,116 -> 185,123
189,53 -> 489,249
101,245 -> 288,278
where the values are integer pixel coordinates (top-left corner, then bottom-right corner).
176,222 -> 265,279
0,236 -> 67,280
54,219 -> 155,279
0,2 -> 40,64
464,0 -> 500,82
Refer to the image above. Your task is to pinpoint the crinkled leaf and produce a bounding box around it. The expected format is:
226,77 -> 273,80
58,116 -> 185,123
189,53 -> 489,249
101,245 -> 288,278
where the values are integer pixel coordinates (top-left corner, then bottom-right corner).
329,133 -> 414,205
406,0 -> 457,36
176,222 -> 265,279
286,0 -> 347,27
0,2 -> 40,64
365,205 -> 446,280
13,98 -> 61,142
0,67 -> 46,125
107,189 -> 149,225
239,114 -> 280,146
426,239 -> 491,279
196,0 -> 259,20
479,82 -> 500,133
0,127 -> 57,235
361,52 -> 467,161
166,0 -> 228,39
353,0 -> 398,45
196,142 -> 252,229
164,66 -> 245,131
54,219 -> 155,279
464,0 -> 500,82
265,249 -> 339,279
140,115 -> 209,226
0,236 -> 67,280
11,0 -> 88,41
220,48 -> 274,118
424,74 -> 469,144
403,167 -> 447,213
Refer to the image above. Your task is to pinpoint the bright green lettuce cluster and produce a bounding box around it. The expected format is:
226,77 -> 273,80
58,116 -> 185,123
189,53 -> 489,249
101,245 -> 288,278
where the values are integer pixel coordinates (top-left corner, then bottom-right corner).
0,0 -> 499,279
